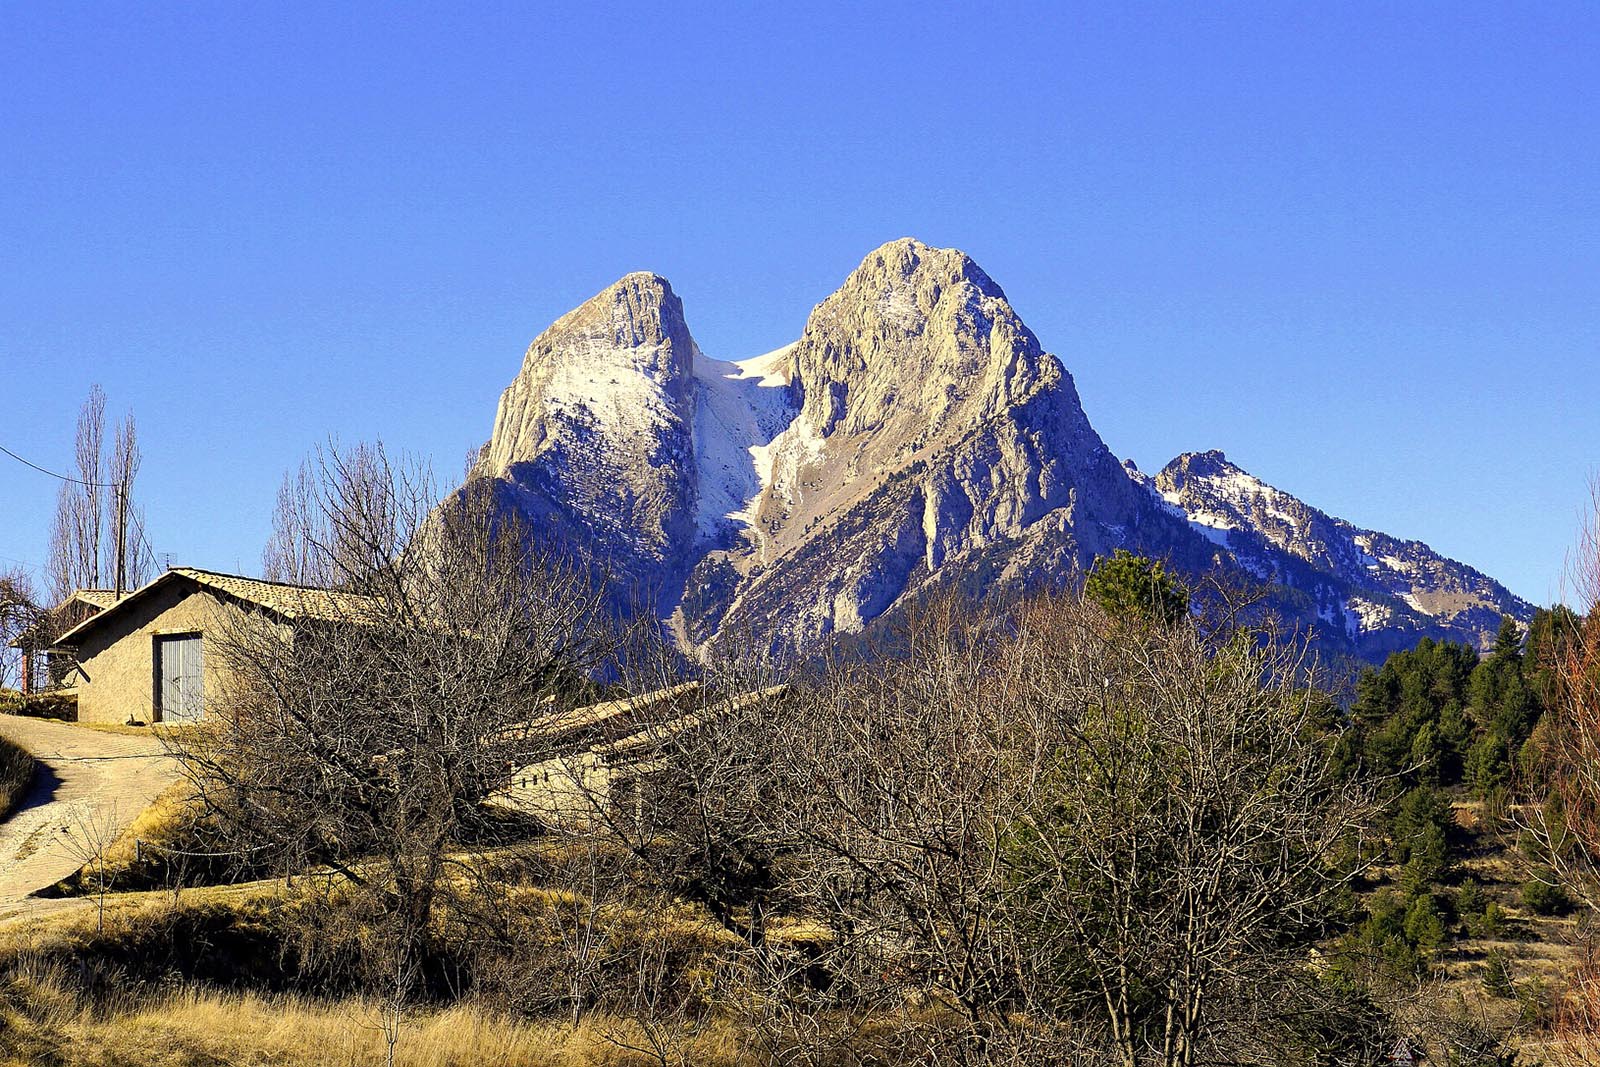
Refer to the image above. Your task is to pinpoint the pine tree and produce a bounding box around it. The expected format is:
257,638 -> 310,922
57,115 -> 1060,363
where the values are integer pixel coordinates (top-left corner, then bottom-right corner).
1083,549 -> 1189,626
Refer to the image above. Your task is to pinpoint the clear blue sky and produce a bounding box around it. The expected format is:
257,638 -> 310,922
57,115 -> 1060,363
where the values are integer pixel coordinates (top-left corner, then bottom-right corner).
1,3 -> 1595,605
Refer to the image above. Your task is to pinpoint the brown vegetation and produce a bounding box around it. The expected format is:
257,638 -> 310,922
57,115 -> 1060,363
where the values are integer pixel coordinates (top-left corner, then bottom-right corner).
1526,477 -> 1600,1064
10,439 -> 1589,1065
147,435 -> 1392,1067
0,733 -> 34,820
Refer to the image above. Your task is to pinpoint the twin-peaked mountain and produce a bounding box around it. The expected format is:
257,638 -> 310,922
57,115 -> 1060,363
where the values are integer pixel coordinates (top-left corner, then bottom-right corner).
463,238 -> 1531,660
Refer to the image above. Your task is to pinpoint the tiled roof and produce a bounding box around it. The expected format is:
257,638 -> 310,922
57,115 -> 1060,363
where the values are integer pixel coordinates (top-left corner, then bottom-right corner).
168,569 -> 381,623
500,682 -> 702,756
51,568 -> 381,646
7,589 -> 121,648
599,685 -> 788,759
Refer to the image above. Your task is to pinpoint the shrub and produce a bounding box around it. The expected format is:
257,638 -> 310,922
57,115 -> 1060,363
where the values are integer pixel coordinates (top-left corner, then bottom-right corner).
1454,878 -> 1484,919
1520,871 -> 1572,916
7,692 -> 78,722
1403,893 -> 1447,952
1084,549 -> 1189,625
1467,733 -> 1511,799
0,734 -> 35,818
1481,950 -> 1514,997
1471,901 -> 1506,939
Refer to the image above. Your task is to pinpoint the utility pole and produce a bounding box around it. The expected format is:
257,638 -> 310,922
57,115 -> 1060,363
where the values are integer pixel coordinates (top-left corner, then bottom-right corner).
113,480 -> 128,599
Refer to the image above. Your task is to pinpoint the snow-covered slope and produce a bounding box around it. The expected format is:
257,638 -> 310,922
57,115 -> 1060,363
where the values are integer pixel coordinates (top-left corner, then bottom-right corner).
1139,450 -> 1533,653
690,344 -> 798,543
472,272 -> 699,607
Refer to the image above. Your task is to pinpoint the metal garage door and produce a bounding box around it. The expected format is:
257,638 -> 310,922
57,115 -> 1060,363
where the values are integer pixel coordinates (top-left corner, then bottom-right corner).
155,633 -> 204,723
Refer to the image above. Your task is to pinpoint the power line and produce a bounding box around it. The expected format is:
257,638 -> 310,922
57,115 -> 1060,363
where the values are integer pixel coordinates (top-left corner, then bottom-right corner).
0,442 -> 117,488
0,551 -> 44,574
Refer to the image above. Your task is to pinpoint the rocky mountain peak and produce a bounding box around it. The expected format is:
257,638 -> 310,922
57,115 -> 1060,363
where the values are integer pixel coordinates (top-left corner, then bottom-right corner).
481,272 -> 695,474
681,239 -> 1153,648
854,236 -> 1009,302
475,272 -> 700,596
457,240 -> 1533,661
1165,449 -> 1232,477
1152,450 -> 1532,654
785,239 -> 1059,444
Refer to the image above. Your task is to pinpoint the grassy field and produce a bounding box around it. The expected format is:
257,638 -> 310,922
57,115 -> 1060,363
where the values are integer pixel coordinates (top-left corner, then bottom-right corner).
0,973 -> 732,1066
1,772 -> 1584,1065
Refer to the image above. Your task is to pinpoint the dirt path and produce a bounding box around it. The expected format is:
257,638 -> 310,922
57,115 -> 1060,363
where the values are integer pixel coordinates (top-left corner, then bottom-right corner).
0,715 -> 178,921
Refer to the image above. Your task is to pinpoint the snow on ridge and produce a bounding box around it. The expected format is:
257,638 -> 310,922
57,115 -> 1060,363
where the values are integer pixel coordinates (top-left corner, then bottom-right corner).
1347,596 -> 1395,631
731,342 -> 797,387
691,344 -> 801,540
1188,510 -> 1236,532
542,335 -> 679,435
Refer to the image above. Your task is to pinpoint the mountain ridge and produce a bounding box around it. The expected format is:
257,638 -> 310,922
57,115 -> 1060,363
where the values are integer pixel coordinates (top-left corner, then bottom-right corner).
1136,448 -> 1531,656
458,238 -> 1533,660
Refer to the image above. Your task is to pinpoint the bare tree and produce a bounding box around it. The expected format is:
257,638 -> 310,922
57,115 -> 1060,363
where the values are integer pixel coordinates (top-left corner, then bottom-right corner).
173,440 -> 623,991
61,799 -> 122,934
538,589 -> 1374,1065
674,592 -> 1378,1067
0,568 -> 43,691
262,441 -> 401,589
72,383 -> 105,591
109,410 -> 151,591
1526,477 -> 1600,1064
47,385 -> 151,601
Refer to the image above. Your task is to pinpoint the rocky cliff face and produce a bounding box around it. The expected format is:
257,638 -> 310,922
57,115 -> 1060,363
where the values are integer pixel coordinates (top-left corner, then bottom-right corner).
684,239 -> 1175,648
472,273 -> 699,606
465,240 -> 1530,659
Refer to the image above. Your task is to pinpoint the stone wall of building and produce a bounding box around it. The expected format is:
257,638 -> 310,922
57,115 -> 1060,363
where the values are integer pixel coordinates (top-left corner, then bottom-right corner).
71,582 -> 229,725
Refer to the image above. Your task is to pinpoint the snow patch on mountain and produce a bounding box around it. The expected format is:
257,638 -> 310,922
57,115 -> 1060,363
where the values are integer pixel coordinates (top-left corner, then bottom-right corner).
691,344 -> 799,540
1155,450 -> 1533,650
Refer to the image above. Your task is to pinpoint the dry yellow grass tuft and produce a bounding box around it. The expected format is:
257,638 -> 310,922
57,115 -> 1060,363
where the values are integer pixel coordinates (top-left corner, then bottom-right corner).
0,733 -> 34,819
0,873 -> 762,1066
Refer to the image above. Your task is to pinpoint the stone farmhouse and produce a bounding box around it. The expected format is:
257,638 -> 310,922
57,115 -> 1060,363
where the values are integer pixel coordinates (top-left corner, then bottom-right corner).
15,566 -> 783,826
497,682 -> 786,829
47,568 -> 375,725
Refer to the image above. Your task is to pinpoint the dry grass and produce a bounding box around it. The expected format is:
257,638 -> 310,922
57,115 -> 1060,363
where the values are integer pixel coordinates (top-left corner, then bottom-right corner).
0,883 -> 745,1065
0,733 -> 35,819
48,780 -> 260,898
94,780 -> 197,871
66,720 -> 164,736
0,874 -> 754,1066
0,973 -> 746,1067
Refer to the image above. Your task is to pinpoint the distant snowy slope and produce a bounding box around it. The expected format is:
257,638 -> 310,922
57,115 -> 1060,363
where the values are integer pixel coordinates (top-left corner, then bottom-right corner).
1142,449 -> 1533,652
690,344 -> 798,543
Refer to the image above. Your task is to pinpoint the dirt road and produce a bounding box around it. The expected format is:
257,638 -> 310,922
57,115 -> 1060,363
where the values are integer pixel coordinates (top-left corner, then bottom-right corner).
0,715 -> 178,921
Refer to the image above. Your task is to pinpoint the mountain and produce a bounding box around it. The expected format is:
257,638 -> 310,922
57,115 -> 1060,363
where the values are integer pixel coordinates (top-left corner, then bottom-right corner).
1132,450 -> 1533,657
471,272 -> 700,605
463,238 -> 1531,660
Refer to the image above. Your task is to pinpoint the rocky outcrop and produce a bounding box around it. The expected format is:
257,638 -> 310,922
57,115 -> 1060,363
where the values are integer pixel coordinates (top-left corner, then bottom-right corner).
679,238 -> 1201,650
473,273 -> 699,607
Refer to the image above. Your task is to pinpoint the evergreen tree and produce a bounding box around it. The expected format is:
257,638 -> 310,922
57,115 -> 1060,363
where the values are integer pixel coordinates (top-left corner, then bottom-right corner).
1083,549 -> 1189,625
1525,605 -> 1578,704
